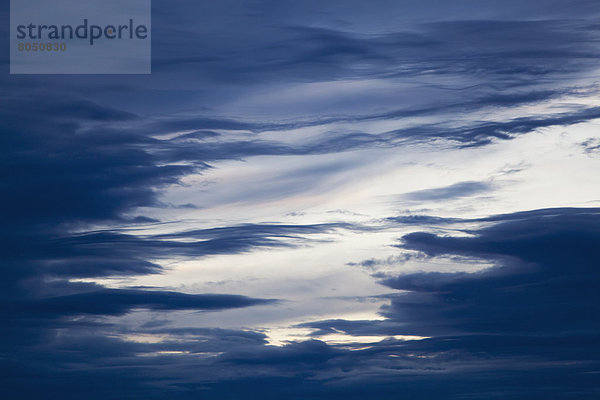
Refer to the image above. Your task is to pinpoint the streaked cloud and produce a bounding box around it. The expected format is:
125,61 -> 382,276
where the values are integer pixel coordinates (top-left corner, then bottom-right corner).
2,0 -> 600,398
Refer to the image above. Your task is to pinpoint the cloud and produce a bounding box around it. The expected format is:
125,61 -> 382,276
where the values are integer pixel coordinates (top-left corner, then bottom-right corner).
3,289 -> 274,316
0,96 -> 197,228
16,222 -> 351,282
285,207 -> 600,398
378,207 -> 600,335
2,1 -> 600,399
402,181 -> 494,201
581,137 -> 600,154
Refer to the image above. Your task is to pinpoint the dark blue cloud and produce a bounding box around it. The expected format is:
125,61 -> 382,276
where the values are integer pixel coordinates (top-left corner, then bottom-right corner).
292,208 -> 600,398
5,207 -> 600,399
341,208 -> 600,338
384,208 -> 600,334
3,1 -> 600,399
0,97 -> 195,228
2,289 -> 274,316
4,222 -> 350,283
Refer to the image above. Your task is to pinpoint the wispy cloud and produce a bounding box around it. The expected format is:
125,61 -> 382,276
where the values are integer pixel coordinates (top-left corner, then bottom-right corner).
3,0 -> 600,398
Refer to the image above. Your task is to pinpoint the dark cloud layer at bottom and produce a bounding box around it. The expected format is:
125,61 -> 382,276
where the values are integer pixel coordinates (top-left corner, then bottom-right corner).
2,207 -> 599,399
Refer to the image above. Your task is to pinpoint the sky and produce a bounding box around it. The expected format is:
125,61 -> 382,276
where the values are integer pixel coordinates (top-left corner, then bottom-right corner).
2,0 -> 600,398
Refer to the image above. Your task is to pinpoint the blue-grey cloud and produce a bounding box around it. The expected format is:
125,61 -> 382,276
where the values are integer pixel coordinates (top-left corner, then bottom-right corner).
581,137 -> 600,154
3,1 -> 600,399
402,181 -> 494,201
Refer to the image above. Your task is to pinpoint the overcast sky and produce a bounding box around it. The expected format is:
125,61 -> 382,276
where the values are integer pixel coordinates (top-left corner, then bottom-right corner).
2,1 -> 600,398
